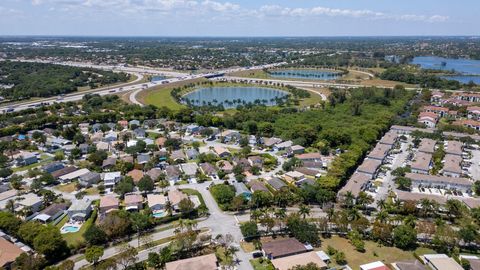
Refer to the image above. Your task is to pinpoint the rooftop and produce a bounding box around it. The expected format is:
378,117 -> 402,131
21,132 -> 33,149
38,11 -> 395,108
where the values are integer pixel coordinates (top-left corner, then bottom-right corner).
165,253 -> 217,270
262,238 -> 307,259
271,251 -> 327,270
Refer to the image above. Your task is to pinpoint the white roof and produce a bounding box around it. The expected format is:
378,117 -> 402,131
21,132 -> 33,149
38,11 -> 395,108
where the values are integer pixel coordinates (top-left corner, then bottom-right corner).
360,261 -> 386,270
103,171 -> 121,180
33,213 -> 51,222
315,251 -> 330,261
59,168 -> 90,181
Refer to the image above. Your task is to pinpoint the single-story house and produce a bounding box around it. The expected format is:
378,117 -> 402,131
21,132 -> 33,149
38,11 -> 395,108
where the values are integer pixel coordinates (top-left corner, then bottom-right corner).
262,238 -> 308,259
214,146 -> 231,158
32,203 -> 68,223
200,163 -> 217,177
78,171 -> 101,187
127,169 -> 144,184
124,194 -> 143,211
165,253 -> 218,270
67,198 -> 92,222
271,251 -> 327,270
147,194 -> 166,212
168,189 -> 188,210
180,163 -> 198,179
0,237 -> 25,269
103,171 -> 122,189
234,182 -> 252,200
99,196 -> 119,215
185,148 -> 199,160
166,165 -> 181,183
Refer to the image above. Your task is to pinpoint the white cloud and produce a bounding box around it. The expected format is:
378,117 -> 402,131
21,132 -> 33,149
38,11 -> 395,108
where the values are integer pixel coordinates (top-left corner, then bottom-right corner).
28,0 -> 448,23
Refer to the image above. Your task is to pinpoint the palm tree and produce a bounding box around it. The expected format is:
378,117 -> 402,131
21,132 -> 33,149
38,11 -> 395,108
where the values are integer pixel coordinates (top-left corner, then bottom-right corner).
377,199 -> 386,211
326,207 -> 335,222
343,191 -> 355,208
419,199 -> 432,218
375,210 -> 389,224
5,199 -> 15,214
299,204 -> 311,219
250,209 -> 261,222
165,201 -> 173,217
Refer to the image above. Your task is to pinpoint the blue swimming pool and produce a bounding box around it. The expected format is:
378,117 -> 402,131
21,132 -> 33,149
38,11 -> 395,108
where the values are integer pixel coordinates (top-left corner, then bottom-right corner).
61,225 -> 80,233
152,211 -> 167,218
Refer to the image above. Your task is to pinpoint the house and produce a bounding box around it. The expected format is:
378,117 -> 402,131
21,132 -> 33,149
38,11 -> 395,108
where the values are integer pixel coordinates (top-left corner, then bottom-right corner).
15,151 -> 38,166
185,148 -> 199,160
295,152 -> 322,163
217,160 -> 233,173
32,203 -> 68,223
418,138 -> 436,153
124,194 -> 143,211
147,194 -> 166,212
104,131 -> 118,142
249,180 -> 269,193
467,106 -> 480,120
200,163 -> 217,178
422,254 -> 463,270
248,156 -> 263,167
165,253 -> 218,270
267,177 -> 287,191
234,182 -> 252,200
262,238 -> 308,259
339,172 -> 371,198
357,159 -> 382,177
103,171 -> 122,189
392,260 -> 427,270
127,169 -> 144,184
59,168 -> 91,183
118,120 -> 129,129
418,112 -> 438,128
406,173 -> 472,194
295,167 -> 321,178
171,150 -> 186,162
95,141 -> 110,151
379,131 -> 398,146
430,91 -> 444,104
42,162 -> 64,174
455,119 -> 480,131
185,124 -> 200,134
155,137 -> 167,148
137,154 -> 151,165
263,137 -> 283,148
410,153 -> 432,174
102,157 -> 117,170
166,165 -> 181,183
99,196 -> 119,215
275,140 -> 293,150
214,146 -> 231,158
78,171 -> 101,187
367,144 -> 391,161
146,168 -> 163,181
442,154 -> 463,178
67,198 -> 92,222
217,130 -> 241,142
133,128 -> 146,138
15,193 -> 43,213
271,251 -> 328,270
360,261 -> 389,270
423,106 -> 450,117
79,143 -> 89,154
445,141 -> 463,156
459,256 -> 480,270
0,190 -> 19,210
180,163 -> 198,179
168,189 -> 188,210
0,237 -> 24,269
287,145 -> 305,156
282,171 -> 306,183
129,119 -> 140,128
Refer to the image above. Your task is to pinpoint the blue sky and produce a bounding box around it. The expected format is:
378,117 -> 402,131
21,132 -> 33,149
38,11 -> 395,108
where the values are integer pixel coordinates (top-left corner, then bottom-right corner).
0,0 -> 478,36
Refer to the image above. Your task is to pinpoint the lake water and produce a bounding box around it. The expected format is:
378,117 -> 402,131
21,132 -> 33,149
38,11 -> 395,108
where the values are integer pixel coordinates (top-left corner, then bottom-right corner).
412,56 -> 480,84
269,69 -> 341,80
182,86 -> 288,108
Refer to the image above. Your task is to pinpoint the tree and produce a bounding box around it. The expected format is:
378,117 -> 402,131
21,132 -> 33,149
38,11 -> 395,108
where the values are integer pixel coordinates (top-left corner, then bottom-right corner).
15,253 -> 47,270
474,181 -> 480,196
85,245 -> 104,265
334,251 -> 347,265
240,221 -> 258,239
137,175 -> 154,194
299,204 -> 311,219
114,177 -> 135,198
84,224 -> 108,245
393,225 -> 417,250
395,176 -> 412,191
286,214 -> 320,246
33,225 -> 70,261
210,184 -> 235,206
116,244 -> 138,270
99,211 -> 132,239
250,191 -> 273,209
178,198 -> 195,215
87,150 -> 108,166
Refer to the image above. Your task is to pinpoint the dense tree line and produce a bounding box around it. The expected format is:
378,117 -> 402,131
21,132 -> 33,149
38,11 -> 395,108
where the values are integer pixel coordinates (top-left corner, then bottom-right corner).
380,67 -> 463,89
0,61 -> 129,100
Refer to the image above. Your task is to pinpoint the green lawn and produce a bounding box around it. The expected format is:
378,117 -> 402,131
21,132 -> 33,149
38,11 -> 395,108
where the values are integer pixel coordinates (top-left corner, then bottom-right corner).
61,210 -> 97,248
181,188 -> 206,209
144,86 -> 187,110
250,258 -> 275,270
320,236 -> 435,269
13,155 -> 53,172
55,182 -> 77,193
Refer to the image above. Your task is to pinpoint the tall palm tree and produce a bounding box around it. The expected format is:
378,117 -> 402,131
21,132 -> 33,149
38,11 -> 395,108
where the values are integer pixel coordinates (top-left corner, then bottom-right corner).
299,204 -> 311,219
343,191 -> 355,208
375,210 -> 389,224
377,198 -> 386,211
6,199 -> 15,214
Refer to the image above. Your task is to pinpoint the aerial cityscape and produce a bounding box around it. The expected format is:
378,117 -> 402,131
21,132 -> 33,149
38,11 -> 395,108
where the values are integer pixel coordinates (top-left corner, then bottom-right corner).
1,1 -> 480,270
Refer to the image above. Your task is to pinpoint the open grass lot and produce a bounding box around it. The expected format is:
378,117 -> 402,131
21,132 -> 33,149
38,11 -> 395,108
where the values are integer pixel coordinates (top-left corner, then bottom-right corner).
320,236 -> 435,269
55,182 -> 77,193
360,78 -> 416,88
250,258 -> 275,270
139,78 -> 205,110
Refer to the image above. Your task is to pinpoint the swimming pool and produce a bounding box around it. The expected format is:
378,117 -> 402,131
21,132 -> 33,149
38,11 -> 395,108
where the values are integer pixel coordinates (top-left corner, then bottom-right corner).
152,211 -> 167,218
61,225 -> 81,234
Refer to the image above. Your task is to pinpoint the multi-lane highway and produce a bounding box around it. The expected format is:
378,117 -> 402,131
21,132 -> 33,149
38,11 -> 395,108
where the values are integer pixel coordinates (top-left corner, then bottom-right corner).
0,60 -> 285,113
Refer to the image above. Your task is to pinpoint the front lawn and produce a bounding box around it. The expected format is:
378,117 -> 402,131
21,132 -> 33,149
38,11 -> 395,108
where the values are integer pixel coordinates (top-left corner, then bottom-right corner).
320,236 -> 434,269
250,258 -> 275,270
55,182 -> 77,193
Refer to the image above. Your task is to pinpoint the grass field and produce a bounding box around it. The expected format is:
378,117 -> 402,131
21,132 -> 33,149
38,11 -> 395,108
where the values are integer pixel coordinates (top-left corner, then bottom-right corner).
55,182 -> 77,193
320,236 -> 435,269
250,258 -> 275,270
143,86 -> 187,110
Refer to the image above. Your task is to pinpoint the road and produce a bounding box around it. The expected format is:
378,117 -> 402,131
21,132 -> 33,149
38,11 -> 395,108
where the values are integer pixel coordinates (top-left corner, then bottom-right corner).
72,180 -> 253,270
